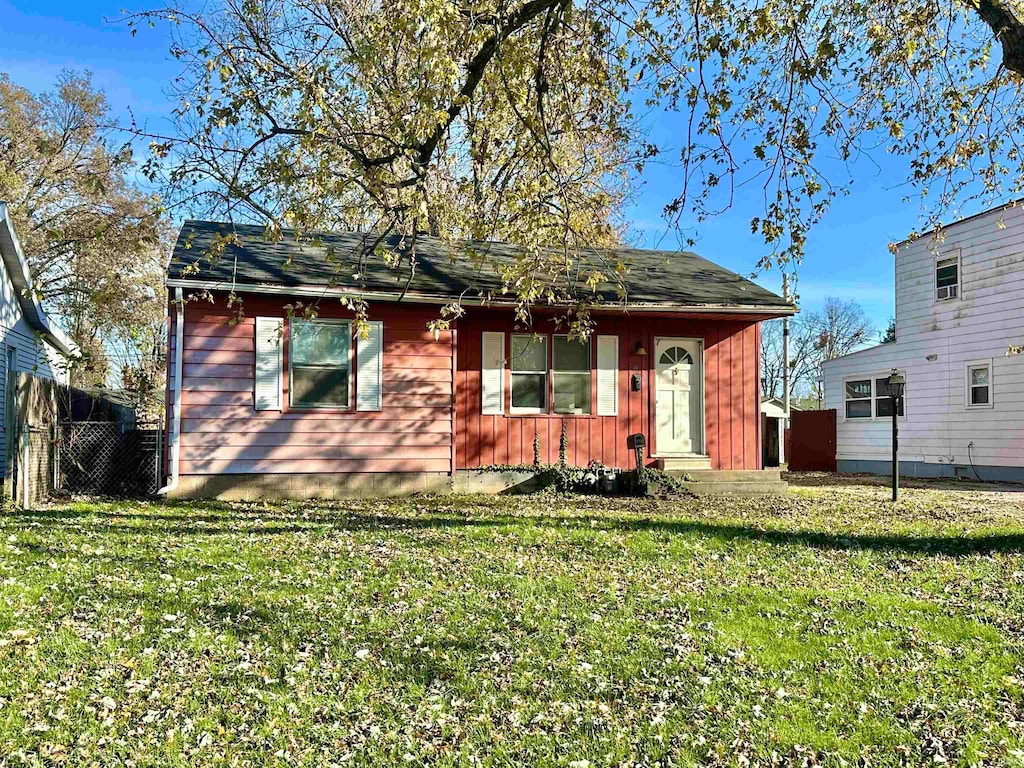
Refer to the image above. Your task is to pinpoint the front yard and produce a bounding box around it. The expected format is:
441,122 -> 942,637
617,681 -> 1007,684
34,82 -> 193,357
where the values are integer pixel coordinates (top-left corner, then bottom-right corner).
2,478 -> 1024,766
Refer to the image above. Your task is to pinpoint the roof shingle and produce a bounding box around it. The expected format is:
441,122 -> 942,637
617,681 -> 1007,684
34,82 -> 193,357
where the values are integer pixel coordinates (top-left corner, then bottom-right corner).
166,220 -> 790,311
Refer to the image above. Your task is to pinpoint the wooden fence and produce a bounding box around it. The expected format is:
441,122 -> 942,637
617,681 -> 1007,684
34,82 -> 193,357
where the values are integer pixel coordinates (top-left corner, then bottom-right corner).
788,409 -> 837,472
5,372 -> 59,508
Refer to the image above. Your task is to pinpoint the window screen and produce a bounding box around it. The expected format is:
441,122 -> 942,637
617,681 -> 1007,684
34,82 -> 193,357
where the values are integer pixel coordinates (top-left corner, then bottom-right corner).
510,335 -> 548,411
875,377 -> 905,417
969,364 -> 990,406
845,379 -> 872,419
936,257 -> 959,300
289,320 -> 351,408
552,336 -> 591,415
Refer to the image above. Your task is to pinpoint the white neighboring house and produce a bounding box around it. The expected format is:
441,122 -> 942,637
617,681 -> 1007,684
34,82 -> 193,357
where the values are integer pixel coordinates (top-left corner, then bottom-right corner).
822,201 -> 1024,481
0,202 -> 78,475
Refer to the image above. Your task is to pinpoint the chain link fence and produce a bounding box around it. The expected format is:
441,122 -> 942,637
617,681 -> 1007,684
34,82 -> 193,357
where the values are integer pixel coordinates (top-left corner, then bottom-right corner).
56,421 -> 163,497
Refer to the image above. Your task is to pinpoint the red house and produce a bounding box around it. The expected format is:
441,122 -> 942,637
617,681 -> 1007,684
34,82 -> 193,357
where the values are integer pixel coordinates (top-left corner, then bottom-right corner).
162,221 -> 793,498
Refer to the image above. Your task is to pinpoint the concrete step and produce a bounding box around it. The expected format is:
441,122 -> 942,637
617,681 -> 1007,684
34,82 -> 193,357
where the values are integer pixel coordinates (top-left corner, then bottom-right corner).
655,455 -> 712,471
681,480 -> 789,496
651,468 -> 788,496
680,469 -> 782,482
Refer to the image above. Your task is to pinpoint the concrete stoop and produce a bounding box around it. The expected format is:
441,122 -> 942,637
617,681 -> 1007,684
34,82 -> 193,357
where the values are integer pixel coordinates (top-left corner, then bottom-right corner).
666,468 -> 789,496
654,455 -> 713,472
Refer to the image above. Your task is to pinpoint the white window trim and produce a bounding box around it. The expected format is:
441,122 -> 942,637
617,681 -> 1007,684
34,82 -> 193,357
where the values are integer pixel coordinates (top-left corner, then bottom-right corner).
842,371 -> 908,422
509,334 -> 549,415
552,334 -> 593,416
288,318 -> 353,410
843,377 -> 873,420
964,358 -> 994,409
934,250 -> 961,303
508,334 -> 595,416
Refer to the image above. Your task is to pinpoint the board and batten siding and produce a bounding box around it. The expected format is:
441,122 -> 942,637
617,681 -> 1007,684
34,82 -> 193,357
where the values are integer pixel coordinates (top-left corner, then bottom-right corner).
173,294 -> 454,480
823,203 -> 1024,471
455,308 -> 763,471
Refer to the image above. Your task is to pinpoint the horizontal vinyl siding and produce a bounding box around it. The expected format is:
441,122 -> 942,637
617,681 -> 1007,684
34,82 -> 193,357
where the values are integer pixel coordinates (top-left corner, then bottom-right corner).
824,204 -> 1024,469
176,296 -> 453,476
894,205 -> 1024,342
0,255 -> 67,472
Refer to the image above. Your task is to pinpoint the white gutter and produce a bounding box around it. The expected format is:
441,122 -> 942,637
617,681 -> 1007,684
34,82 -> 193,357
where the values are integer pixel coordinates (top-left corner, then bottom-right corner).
164,278 -> 797,315
157,287 -> 184,496
0,202 -> 80,358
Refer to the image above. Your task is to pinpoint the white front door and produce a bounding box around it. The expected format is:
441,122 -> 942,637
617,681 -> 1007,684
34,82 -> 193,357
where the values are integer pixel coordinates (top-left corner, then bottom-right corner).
654,338 -> 703,455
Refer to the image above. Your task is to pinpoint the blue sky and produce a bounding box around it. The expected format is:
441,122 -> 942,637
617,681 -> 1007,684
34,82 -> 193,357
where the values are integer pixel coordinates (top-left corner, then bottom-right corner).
0,0 -> 953,332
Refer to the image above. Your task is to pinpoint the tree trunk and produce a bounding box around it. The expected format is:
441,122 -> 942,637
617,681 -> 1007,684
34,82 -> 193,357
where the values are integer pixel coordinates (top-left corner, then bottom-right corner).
972,0 -> 1024,76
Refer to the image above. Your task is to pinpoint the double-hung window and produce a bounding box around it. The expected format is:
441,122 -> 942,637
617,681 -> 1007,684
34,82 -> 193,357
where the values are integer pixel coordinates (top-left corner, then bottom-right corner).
289,319 -> 351,409
936,255 -> 959,300
510,335 -> 548,412
552,335 -> 592,414
967,362 -> 992,407
509,334 -> 593,415
845,379 -> 873,419
845,375 -> 906,419
874,377 -> 904,417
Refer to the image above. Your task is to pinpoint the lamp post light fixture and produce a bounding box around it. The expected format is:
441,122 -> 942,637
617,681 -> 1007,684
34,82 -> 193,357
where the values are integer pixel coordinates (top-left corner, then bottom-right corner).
884,369 -> 906,502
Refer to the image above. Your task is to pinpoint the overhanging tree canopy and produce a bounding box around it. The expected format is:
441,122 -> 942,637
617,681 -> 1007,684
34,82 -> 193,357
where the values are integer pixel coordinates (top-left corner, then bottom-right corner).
0,71 -> 167,384
130,0 -> 1024,332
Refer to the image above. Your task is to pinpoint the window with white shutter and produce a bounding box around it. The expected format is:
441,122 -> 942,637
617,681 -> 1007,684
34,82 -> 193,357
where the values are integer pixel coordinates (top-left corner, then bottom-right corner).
289,319 -> 351,409
481,331 -> 505,414
356,321 -> 383,411
254,317 -> 283,411
511,334 -> 549,413
552,335 -> 590,415
596,335 -> 618,416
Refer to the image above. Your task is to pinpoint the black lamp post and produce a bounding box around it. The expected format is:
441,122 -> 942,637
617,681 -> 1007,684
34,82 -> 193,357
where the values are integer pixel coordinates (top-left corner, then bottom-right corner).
884,369 -> 905,501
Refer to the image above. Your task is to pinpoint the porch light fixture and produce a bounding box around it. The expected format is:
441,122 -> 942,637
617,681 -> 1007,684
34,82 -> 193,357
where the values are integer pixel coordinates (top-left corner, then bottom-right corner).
634,341 -> 648,356
883,369 -> 905,502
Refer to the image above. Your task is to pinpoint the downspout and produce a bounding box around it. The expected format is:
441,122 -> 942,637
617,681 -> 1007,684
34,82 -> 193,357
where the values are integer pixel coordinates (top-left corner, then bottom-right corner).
782,273 -> 790,419
157,287 -> 184,495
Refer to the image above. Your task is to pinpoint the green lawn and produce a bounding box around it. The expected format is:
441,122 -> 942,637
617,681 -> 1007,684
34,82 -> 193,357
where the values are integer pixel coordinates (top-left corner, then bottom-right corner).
2,478 -> 1024,766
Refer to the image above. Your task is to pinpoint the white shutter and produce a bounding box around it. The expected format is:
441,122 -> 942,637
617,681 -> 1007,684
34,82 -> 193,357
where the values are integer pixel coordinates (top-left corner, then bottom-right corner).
356,321 -> 384,411
481,331 -> 505,415
597,335 -> 618,416
255,317 -> 283,410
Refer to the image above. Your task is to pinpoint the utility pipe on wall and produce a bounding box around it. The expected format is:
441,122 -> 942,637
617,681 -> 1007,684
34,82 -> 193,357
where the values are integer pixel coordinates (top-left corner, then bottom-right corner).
782,273 -> 791,418
157,287 -> 184,496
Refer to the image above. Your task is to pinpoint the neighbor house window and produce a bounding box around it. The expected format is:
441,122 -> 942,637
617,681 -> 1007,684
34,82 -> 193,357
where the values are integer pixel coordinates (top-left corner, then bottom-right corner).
552,335 -> 592,415
967,362 -> 991,407
510,334 -> 548,412
845,379 -> 873,419
845,375 -> 906,419
936,255 -> 959,300
874,377 -> 905,417
289,319 -> 351,408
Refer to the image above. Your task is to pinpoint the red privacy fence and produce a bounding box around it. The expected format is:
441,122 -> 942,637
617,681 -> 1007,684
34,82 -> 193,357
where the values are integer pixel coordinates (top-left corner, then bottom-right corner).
788,409 -> 837,472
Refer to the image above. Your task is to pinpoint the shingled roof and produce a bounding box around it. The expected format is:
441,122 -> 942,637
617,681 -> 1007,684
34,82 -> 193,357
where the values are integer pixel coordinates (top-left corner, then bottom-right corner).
166,220 -> 792,313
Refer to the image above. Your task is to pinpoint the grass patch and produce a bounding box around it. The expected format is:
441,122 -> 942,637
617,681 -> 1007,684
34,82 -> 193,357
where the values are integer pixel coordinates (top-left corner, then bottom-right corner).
1,479 -> 1024,765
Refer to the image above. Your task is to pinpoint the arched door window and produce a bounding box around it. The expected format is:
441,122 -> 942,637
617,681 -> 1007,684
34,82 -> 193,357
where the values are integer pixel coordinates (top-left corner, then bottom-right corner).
658,346 -> 693,365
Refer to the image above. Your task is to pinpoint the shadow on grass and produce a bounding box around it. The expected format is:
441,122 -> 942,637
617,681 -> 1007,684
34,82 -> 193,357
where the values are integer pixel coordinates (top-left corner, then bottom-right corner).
4,503 -> 1024,558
